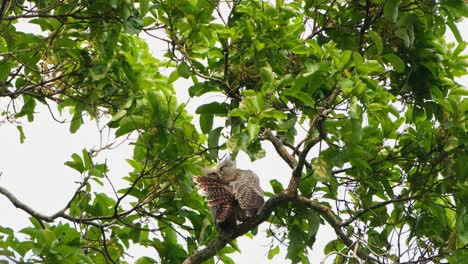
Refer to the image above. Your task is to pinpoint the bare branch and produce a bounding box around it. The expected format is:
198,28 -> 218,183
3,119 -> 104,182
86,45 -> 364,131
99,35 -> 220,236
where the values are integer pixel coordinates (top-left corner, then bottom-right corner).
262,129 -> 297,168
0,185 -> 57,222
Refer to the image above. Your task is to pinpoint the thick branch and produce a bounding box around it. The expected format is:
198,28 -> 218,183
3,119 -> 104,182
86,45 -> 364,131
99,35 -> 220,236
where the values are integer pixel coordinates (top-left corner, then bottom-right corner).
0,185 -> 108,226
0,186 -> 58,222
182,192 -> 294,264
263,129 -> 297,168
183,192 -> 380,264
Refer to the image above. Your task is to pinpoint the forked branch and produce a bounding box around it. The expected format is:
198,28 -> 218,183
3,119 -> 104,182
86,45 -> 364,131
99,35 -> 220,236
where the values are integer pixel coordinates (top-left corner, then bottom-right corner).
183,192 -> 379,264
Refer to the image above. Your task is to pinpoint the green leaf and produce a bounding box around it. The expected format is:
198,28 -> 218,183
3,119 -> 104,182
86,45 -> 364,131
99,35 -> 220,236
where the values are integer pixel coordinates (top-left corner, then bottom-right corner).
281,89 -> 315,106
18,95 -> 37,122
247,118 -> 260,140
267,245 -> 280,260
357,60 -> 384,74
441,0 -> 468,17
81,149 -> 92,171
447,18 -> 463,43
70,112 -> 83,134
270,179 -> 284,194
178,62 -> 191,79
189,82 -> 219,97
89,63 -> 109,81
125,16 -> 144,34
140,0 -> 149,16
196,102 -> 228,116
111,109 -> 127,121
93,193 -> 115,215
168,69 -> 179,84
412,105 -> 426,123
291,44 -> 311,55
353,51 -> 364,66
368,30 -> 383,55
456,205 -> 468,243
311,158 -> 332,183
135,256 -> 157,264
208,127 -> 223,159
65,153 -> 85,173
350,118 -> 363,142
16,125 -> 26,144
259,66 -> 275,82
260,108 -> 287,120
395,27 -> 413,48
241,95 -> 265,115
307,212 -> 320,239
286,224 -> 306,262
384,0 -> 400,22
219,254 -> 235,264
200,114 -> 214,134
339,78 -> 354,95
0,61 -> 13,82
348,96 -> 361,119
339,50 -> 352,70
447,249 -> 468,264
115,116 -> 144,137
0,36 -> 7,53
383,53 -> 406,73
228,108 -> 246,118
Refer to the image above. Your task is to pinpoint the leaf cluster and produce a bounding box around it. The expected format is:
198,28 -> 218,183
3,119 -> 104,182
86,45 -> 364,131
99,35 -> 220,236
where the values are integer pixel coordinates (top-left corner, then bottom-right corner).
0,0 -> 467,263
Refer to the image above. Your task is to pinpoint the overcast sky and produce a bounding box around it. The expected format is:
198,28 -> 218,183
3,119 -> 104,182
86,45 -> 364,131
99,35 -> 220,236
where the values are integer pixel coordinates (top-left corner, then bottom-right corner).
0,16 -> 467,264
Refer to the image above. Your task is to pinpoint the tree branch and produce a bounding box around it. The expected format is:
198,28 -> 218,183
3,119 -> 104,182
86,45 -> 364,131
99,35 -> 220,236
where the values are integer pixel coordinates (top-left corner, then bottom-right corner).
183,191 -> 381,264
182,192 -> 294,264
0,185 -> 107,226
296,196 -> 379,263
262,129 -> 297,168
0,186 -> 58,222
340,194 -> 422,227
288,87 -> 341,191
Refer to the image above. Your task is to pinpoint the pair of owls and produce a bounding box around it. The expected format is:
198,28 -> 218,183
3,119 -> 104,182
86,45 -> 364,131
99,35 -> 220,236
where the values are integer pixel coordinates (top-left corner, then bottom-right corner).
194,159 -> 264,230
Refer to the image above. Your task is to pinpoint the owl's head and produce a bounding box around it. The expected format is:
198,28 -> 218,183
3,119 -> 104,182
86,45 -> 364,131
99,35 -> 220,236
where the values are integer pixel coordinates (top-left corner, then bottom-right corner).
201,167 -> 219,178
216,158 -> 237,181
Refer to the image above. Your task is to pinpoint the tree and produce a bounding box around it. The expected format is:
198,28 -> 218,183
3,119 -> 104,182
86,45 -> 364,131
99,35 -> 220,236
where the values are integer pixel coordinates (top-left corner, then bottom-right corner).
0,0 -> 467,263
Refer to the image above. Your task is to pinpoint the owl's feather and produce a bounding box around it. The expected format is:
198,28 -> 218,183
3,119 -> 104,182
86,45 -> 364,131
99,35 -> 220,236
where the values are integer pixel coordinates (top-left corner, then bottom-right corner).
195,159 -> 264,228
194,176 -> 236,223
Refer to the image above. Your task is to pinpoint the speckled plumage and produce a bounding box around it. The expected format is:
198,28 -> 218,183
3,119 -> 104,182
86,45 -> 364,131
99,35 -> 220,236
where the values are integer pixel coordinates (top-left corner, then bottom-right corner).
193,176 -> 236,223
194,159 -> 264,228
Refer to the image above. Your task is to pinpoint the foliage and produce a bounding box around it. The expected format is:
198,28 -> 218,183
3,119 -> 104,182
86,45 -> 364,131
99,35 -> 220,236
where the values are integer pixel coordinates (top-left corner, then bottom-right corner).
0,0 -> 467,263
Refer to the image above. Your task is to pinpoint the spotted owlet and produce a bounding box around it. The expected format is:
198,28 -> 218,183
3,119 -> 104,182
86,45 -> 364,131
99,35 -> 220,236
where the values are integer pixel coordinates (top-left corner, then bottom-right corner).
194,159 -> 264,229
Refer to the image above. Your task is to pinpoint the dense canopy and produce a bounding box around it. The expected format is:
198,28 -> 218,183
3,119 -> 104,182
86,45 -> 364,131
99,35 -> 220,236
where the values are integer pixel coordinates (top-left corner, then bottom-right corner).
0,0 -> 467,263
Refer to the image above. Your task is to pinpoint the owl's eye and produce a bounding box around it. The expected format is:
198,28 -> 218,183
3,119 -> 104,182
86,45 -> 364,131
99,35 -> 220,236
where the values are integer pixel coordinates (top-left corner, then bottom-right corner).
220,165 -> 228,172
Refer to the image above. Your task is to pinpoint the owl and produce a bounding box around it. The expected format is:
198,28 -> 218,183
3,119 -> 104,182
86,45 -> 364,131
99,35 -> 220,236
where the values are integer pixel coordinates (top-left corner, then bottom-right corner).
194,159 -> 264,229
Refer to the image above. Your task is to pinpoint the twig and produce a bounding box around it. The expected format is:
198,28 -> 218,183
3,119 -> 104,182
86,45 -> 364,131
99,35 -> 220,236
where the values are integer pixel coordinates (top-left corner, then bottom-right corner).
100,226 -> 118,264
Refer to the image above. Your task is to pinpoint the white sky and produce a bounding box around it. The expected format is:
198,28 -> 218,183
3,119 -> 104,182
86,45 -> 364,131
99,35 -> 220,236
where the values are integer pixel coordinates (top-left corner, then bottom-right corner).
0,14 -> 466,264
